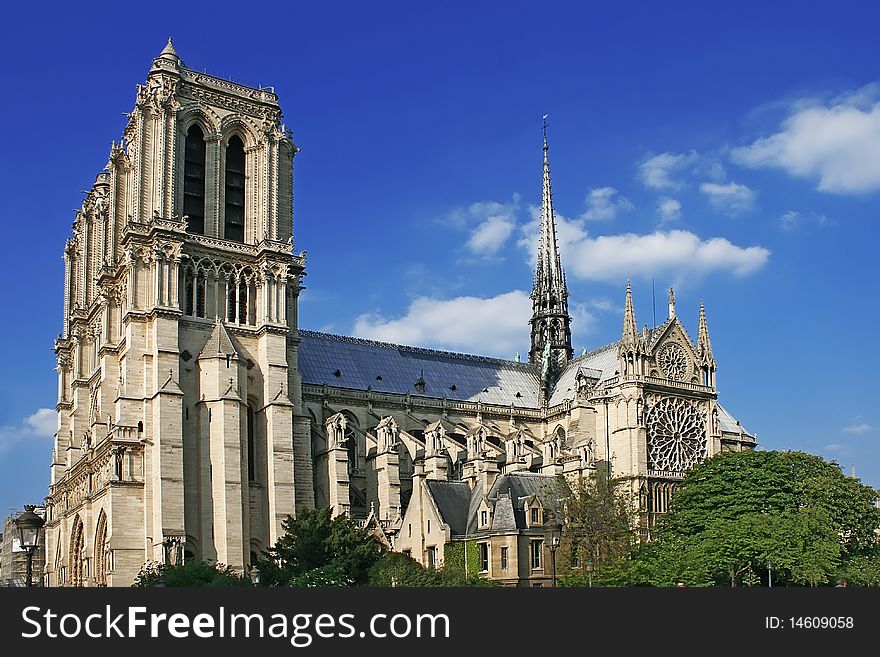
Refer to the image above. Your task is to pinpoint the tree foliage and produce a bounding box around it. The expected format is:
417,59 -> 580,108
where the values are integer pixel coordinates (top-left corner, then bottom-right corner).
132,559 -> 250,587
607,450 -> 880,587
545,470 -> 638,584
256,507 -> 383,587
367,551 -> 499,587
837,547 -> 880,586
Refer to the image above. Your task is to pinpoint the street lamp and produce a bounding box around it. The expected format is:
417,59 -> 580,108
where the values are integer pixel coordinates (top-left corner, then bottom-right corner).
585,560 -> 593,588
14,506 -> 45,588
767,560 -> 772,588
543,513 -> 563,588
249,565 -> 261,586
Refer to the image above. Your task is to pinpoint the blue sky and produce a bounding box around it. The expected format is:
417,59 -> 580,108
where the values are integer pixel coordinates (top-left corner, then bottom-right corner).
1,1 -> 879,515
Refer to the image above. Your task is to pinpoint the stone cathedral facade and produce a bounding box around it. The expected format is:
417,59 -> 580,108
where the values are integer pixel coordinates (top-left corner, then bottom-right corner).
44,42 -> 755,587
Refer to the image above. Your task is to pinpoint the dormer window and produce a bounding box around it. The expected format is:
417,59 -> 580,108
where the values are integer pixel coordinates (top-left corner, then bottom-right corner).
530,507 -> 539,525
481,510 -> 488,527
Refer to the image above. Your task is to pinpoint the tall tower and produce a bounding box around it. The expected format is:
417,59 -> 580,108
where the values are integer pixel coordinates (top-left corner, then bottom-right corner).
45,39 -> 312,586
529,118 -> 572,388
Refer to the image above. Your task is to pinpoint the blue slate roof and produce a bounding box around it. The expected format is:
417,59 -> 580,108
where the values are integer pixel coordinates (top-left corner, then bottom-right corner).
425,480 -> 472,536
298,330 -> 541,407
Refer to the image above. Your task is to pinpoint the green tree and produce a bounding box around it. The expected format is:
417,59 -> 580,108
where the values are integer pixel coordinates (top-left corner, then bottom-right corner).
546,470 -> 638,585
367,551 -> 499,587
838,548 -> 880,586
132,559 -> 250,587
608,450 -> 880,587
256,507 -> 382,587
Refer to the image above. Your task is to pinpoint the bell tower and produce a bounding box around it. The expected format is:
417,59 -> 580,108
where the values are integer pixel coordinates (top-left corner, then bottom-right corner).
46,39 -> 311,586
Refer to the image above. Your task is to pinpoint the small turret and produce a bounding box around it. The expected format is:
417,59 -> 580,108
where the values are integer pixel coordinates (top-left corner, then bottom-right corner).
618,281 -> 645,377
152,37 -> 182,72
696,300 -> 716,386
620,281 -> 640,351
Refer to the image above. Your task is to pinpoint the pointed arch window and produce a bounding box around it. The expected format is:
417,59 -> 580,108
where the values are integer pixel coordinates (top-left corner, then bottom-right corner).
183,125 -> 206,235
69,516 -> 84,587
94,512 -> 108,586
224,135 -> 246,242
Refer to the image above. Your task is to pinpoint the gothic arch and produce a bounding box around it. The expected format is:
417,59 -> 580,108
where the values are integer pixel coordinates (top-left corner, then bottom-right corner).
219,116 -> 258,149
178,104 -> 221,138
249,539 -> 264,566
554,424 -> 567,449
69,515 -> 84,587
93,510 -> 108,586
340,410 -> 360,474
184,534 -> 200,561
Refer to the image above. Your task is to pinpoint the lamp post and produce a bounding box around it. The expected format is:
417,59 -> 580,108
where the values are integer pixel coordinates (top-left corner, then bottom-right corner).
585,560 -> 593,588
543,513 -> 563,588
767,560 -> 772,588
249,565 -> 261,587
14,506 -> 45,588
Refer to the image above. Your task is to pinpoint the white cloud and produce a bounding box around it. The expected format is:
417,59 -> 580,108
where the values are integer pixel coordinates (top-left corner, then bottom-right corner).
519,213 -> 769,282
779,210 -> 801,231
732,85 -> 880,194
466,216 -> 515,256
0,408 -> 55,452
657,197 -> 682,222
779,210 -> 830,231
700,181 -> 756,214
564,229 -> 769,282
447,198 -> 520,258
842,423 -> 873,435
24,409 -> 56,436
581,187 -> 634,221
695,158 -> 728,182
638,151 -> 699,190
352,291 -> 532,357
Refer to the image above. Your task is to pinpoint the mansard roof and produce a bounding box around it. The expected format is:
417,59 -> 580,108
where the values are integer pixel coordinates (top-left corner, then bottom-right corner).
422,472 -> 558,538
298,330 -> 541,407
425,480 -> 472,536
487,471 -> 556,507
488,493 -> 517,531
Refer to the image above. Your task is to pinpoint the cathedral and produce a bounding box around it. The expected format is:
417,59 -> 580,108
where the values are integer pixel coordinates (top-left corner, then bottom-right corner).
43,41 -> 755,587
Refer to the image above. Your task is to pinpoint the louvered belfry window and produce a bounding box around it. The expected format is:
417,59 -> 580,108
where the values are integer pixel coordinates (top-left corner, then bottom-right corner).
224,135 -> 246,242
183,125 -> 206,234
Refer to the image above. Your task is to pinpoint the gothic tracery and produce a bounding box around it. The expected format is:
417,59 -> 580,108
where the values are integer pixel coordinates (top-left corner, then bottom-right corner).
646,397 -> 707,474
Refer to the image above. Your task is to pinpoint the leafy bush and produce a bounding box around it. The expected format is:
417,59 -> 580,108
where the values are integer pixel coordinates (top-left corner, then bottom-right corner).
132,559 -> 250,587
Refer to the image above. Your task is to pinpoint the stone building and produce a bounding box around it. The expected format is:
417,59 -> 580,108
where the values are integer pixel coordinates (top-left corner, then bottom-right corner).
44,41 -> 755,587
0,506 -> 46,587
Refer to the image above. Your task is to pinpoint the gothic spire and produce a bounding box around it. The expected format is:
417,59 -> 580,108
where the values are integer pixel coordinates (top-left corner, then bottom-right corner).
535,117 -> 566,300
529,116 -> 572,377
697,300 -> 715,366
620,280 -> 641,352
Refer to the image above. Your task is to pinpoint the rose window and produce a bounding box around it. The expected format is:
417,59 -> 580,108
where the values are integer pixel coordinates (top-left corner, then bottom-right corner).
646,397 -> 706,474
657,343 -> 689,381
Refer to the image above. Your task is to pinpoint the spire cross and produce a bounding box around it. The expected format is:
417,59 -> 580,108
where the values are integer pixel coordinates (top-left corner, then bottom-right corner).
542,114 -> 549,149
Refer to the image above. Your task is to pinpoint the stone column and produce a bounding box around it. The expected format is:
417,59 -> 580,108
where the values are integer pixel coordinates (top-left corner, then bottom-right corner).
325,413 -> 351,517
